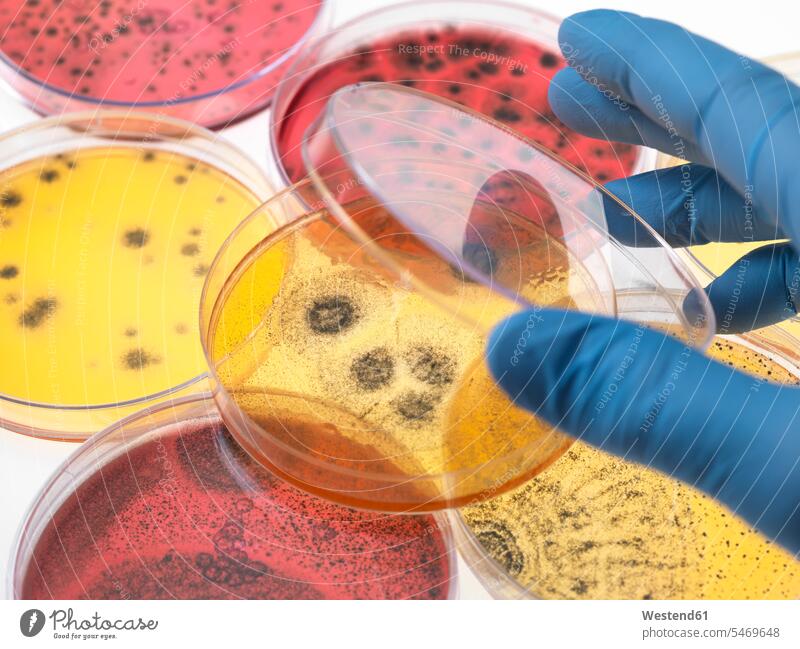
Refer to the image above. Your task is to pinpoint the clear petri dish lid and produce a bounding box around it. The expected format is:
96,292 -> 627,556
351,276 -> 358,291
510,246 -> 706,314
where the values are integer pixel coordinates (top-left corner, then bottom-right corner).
301,82 -> 715,341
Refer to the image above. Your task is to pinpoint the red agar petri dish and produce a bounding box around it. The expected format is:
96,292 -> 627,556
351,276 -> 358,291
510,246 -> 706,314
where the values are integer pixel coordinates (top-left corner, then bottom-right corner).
270,1 -> 648,185
0,0 -> 329,128
10,396 -> 456,599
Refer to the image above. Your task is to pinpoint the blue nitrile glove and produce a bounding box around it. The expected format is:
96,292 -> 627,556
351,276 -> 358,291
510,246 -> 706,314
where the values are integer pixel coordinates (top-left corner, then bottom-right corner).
488,10 -> 800,553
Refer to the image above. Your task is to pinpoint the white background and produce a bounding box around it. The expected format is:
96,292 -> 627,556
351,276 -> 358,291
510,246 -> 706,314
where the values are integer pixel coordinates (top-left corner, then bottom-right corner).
1,0 -> 799,601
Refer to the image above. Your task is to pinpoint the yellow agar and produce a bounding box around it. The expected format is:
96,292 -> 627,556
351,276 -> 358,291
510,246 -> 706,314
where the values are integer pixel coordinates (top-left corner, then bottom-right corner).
461,337 -> 800,599
0,147 -> 260,407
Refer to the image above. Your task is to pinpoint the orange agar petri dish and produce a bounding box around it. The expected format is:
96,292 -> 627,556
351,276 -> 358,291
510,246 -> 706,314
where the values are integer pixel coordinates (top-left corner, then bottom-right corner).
200,83 -> 714,512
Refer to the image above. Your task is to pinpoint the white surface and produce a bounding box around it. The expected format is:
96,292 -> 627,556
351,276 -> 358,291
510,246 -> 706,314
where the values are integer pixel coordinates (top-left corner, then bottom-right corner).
1,0 -> 798,600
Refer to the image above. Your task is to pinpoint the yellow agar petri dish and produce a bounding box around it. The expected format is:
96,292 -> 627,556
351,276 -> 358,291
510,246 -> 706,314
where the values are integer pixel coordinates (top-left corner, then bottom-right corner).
0,112 -> 270,440
454,329 -> 800,599
201,83 -> 714,512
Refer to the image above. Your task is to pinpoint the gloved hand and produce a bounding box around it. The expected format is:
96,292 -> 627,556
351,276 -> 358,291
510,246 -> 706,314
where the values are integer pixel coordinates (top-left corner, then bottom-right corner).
488,10 -> 800,553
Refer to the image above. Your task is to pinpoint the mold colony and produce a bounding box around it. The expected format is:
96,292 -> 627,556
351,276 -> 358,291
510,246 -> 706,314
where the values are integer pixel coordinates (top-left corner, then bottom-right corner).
206,198 -> 592,511
0,147 -> 260,409
0,0 -> 325,125
459,338 -> 800,599
273,25 -> 639,183
19,412 -> 453,599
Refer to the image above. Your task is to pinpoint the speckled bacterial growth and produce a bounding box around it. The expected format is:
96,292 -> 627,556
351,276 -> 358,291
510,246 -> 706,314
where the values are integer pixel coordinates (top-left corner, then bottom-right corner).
20,417 -> 453,599
0,147 -> 259,406
461,338 -> 800,599
275,25 -> 638,183
208,201 -> 597,510
0,0 -> 322,125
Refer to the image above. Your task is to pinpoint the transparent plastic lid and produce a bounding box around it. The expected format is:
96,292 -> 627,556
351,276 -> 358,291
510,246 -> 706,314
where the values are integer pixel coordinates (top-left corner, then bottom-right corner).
303,83 -> 713,344
201,83 -> 715,513
302,82 -> 714,340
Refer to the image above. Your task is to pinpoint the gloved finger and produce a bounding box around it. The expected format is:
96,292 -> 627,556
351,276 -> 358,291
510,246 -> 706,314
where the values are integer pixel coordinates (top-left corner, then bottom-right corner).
600,164 -> 785,247
548,66 -> 708,163
703,243 -> 800,333
556,10 -> 800,241
487,307 -> 800,553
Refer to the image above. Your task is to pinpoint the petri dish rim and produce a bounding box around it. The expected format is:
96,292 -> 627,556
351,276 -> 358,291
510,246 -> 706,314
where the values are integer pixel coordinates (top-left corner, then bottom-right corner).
6,392 -> 460,600
448,324 -> 800,599
267,0 -> 657,188
0,109 -> 272,440
0,0 -> 332,115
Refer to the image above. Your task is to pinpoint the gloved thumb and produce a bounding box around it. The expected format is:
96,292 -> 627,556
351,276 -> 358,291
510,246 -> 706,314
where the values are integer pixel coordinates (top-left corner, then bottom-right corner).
487,308 -> 800,553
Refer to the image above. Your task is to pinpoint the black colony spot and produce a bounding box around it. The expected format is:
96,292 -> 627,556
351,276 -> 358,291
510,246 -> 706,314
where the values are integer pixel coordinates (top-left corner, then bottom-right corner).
124,228 -> 150,248
1,190 -> 22,208
394,391 -> 437,422
0,265 -> 19,279
193,264 -> 209,277
122,348 -> 159,370
493,107 -> 522,123
181,243 -> 200,256
306,295 -> 358,335
350,347 -> 395,391
474,521 -> 525,578
407,346 -> 455,387
40,168 -> 60,183
174,175 -> 188,185
19,297 -> 58,329
142,152 -> 156,162
539,52 -> 559,68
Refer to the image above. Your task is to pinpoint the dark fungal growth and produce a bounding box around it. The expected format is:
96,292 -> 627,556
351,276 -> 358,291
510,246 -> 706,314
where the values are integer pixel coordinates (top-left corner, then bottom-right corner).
19,297 -> 58,329
407,345 -> 455,387
306,295 -> 358,335
473,521 -> 525,578
39,168 -> 60,183
181,242 -> 200,256
539,52 -> 559,68
393,390 -> 437,423
350,347 -> 395,391
1,189 -> 22,208
0,265 -> 19,279
123,228 -> 150,248
122,347 -> 159,370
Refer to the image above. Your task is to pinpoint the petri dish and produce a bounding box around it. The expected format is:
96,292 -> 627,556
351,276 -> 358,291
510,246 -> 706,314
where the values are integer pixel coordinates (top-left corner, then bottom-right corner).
269,0 -> 653,186
0,0 -> 330,128
0,111 -> 271,440
200,83 -> 715,512
9,394 -> 456,599
453,327 -> 800,599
